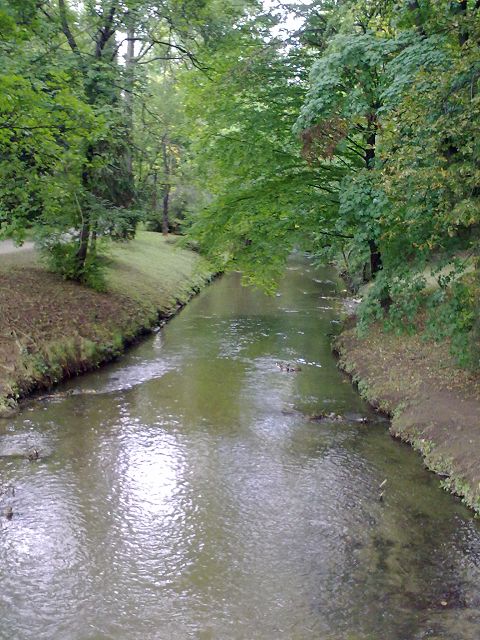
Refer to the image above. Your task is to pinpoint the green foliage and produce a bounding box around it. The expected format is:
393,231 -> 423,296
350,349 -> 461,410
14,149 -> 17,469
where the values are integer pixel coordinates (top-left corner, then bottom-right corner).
181,0 -> 479,367
42,240 -> 108,292
0,0 -> 252,284
0,0 -> 478,367
425,275 -> 479,368
181,19 -> 339,288
0,57 -> 95,240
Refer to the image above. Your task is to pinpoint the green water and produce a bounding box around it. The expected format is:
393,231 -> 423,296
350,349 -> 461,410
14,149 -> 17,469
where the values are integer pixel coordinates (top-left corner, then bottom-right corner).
1,257 -> 480,640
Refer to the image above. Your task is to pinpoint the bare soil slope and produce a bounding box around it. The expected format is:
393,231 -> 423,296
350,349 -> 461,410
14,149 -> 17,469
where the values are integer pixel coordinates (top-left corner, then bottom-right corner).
335,324 -> 480,512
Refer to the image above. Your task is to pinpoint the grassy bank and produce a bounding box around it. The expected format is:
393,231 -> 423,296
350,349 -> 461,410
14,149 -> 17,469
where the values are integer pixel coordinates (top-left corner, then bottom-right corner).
335,322 -> 480,513
0,232 -> 214,416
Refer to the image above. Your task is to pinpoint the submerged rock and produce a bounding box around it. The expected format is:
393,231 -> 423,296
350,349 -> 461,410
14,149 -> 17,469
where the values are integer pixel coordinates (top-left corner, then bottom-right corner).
309,412 -> 345,423
309,411 -> 369,424
27,448 -> 40,461
276,362 -> 302,373
281,408 -> 298,416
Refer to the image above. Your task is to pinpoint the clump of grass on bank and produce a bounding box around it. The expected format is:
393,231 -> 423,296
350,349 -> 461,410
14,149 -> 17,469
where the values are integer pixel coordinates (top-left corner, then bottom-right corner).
0,232 -> 214,415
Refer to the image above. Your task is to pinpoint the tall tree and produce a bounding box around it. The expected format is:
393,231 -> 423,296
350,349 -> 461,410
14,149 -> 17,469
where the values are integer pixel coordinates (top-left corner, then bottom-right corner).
296,0 -> 480,364
0,0 -> 95,245
1,0 -> 254,283
183,17 -> 348,288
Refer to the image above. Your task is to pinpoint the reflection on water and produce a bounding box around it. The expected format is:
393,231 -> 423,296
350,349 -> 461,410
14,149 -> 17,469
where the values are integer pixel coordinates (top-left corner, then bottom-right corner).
1,257 -> 480,640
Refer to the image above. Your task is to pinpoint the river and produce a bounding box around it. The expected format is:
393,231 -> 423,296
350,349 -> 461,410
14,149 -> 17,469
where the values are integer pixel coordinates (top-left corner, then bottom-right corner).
1,256 -> 480,640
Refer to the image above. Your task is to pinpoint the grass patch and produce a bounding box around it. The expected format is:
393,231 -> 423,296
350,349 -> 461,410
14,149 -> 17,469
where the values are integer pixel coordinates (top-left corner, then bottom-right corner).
107,232 -> 213,313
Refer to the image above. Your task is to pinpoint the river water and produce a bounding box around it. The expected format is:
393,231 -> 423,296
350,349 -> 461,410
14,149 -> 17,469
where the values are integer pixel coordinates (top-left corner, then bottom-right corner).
1,257 -> 480,640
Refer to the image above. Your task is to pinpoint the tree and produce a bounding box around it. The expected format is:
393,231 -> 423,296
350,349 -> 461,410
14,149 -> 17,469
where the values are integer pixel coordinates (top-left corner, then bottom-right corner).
184,0 -> 479,366
295,0 -> 479,364
373,0 -> 480,364
0,0 -> 95,245
0,0 -> 254,284
134,72 -> 186,235
183,16 -> 348,288
294,1 -> 402,280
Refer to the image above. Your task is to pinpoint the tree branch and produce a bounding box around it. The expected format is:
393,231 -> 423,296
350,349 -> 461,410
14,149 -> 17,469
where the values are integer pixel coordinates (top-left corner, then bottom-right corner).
316,230 -> 353,239
58,0 -> 79,53
95,2 -> 117,58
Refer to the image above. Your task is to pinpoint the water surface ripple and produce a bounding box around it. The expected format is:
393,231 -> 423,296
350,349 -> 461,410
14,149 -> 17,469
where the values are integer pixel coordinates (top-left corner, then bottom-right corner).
1,258 -> 480,640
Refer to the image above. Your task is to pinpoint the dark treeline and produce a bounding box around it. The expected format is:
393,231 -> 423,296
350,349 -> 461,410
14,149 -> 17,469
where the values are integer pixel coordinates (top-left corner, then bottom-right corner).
0,0 -> 479,366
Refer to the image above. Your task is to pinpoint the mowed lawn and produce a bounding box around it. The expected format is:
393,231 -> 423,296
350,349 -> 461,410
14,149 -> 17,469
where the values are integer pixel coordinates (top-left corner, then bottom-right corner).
107,232 -> 212,311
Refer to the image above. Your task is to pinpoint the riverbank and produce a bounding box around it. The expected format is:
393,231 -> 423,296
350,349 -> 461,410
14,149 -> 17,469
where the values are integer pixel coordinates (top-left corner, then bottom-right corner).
335,320 -> 480,513
0,232 -> 214,416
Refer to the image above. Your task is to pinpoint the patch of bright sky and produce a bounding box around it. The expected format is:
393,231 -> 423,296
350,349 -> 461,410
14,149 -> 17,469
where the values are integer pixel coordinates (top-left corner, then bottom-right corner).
108,0 -> 307,61
264,0 -> 306,39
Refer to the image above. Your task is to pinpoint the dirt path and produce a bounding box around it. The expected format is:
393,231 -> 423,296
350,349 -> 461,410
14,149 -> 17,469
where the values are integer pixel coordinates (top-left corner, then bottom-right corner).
0,240 -> 35,255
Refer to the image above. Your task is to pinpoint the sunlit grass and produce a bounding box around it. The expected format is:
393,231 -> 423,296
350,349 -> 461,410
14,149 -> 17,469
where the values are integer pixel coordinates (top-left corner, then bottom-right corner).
106,231 -> 213,312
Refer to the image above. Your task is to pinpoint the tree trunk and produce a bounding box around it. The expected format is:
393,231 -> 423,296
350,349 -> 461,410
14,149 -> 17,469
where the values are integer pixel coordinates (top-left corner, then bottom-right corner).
364,112 -> 377,169
76,216 -> 90,273
407,0 -> 427,36
368,239 -> 382,276
90,227 -> 97,252
75,146 -> 94,274
60,1 -> 119,277
365,112 -> 382,278
161,135 -> 170,236
152,170 -> 158,217
458,0 -> 469,46
162,187 -> 170,237
124,22 -> 135,204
